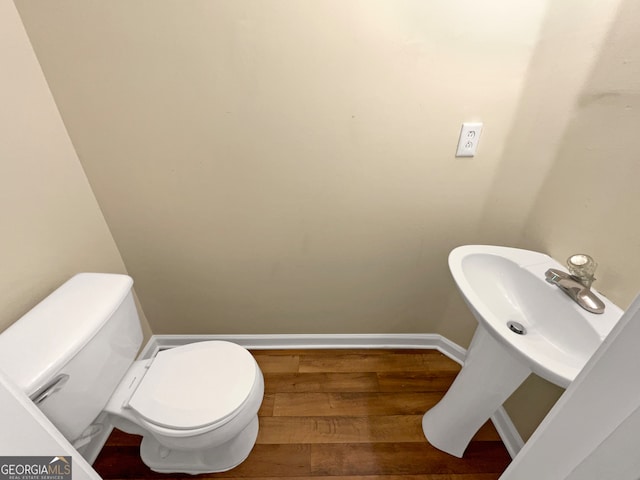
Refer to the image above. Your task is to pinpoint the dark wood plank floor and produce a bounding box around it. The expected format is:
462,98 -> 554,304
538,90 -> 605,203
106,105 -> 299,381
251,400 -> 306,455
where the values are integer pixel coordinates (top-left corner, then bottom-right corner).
93,349 -> 511,479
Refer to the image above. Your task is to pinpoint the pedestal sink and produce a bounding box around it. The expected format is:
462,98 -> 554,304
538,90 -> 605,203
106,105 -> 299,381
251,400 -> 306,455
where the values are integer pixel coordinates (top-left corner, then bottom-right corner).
422,245 -> 623,457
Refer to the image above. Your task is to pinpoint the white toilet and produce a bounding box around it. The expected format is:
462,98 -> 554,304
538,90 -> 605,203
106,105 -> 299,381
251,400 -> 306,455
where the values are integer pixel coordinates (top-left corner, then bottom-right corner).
0,273 -> 264,474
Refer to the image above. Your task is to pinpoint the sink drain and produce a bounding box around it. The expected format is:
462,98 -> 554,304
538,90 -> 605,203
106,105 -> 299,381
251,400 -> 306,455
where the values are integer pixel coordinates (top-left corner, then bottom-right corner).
507,321 -> 527,335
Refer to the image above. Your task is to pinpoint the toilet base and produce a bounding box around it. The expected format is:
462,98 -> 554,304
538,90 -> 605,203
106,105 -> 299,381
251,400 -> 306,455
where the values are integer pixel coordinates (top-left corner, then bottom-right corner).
140,415 -> 260,474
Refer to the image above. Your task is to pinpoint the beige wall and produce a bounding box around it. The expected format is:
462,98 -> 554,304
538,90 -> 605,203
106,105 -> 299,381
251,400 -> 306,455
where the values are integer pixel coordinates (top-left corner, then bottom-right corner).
14,0 -> 548,341
522,0 -> 640,310
502,0 -> 640,440
477,0 -> 626,439
0,0 -> 151,339
11,0 -> 636,443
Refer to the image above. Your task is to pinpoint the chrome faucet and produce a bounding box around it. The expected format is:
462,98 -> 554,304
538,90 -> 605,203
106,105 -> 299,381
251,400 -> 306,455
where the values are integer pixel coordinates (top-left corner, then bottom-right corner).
545,256 -> 605,314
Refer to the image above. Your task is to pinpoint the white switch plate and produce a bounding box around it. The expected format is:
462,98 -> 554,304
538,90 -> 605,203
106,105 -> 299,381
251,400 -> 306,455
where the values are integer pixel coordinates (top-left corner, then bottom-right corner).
455,122 -> 483,157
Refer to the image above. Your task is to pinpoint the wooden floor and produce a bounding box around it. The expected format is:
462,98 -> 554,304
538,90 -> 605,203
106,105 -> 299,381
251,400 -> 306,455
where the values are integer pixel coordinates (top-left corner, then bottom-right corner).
93,349 -> 511,479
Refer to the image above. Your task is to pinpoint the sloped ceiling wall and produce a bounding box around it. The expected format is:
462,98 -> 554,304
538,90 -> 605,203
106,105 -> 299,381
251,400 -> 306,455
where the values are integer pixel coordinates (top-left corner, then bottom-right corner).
0,0 -> 136,333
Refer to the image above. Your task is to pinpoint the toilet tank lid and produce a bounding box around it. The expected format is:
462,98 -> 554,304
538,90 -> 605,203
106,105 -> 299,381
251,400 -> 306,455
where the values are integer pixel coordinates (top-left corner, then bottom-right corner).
0,273 -> 133,394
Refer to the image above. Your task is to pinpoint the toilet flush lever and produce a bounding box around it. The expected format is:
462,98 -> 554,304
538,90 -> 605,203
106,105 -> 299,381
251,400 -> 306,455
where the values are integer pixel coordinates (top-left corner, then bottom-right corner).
30,373 -> 70,405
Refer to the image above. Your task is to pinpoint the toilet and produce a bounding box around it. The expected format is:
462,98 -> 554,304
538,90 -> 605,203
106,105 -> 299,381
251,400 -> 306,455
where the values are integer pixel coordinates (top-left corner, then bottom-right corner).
0,273 -> 264,474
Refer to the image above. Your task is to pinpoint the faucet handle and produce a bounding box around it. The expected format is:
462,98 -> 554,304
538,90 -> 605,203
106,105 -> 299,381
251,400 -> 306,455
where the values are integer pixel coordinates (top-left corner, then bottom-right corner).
545,268 -> 567,284
567,254 -> 597,288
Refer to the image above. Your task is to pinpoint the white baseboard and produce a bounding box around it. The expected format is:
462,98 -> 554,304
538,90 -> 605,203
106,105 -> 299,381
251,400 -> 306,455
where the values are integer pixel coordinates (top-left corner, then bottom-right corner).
492,406 -> 525,458
139,333 -> 466,362
139,333 -> 523,458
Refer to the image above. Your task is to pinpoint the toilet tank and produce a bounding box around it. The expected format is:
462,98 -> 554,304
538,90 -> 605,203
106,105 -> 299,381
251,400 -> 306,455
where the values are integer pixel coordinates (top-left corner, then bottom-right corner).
0,273 -> 143,444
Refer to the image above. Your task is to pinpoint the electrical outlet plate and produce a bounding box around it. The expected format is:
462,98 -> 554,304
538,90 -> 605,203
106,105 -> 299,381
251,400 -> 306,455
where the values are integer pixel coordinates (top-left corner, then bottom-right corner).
456,122 -> 483,157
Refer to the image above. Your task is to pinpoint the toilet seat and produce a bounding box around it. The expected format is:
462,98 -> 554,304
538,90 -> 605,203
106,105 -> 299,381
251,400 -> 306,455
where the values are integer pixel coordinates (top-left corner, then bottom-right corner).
128,341 -> 258,431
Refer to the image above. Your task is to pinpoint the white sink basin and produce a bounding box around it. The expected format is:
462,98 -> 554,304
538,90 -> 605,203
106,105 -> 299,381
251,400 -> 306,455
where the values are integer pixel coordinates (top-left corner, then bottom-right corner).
449,245 -> 623,387
422,244 -> 624,458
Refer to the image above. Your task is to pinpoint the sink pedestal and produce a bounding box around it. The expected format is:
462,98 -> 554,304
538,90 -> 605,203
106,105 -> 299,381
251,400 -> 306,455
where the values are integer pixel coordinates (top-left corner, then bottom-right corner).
422,326 -> 531,457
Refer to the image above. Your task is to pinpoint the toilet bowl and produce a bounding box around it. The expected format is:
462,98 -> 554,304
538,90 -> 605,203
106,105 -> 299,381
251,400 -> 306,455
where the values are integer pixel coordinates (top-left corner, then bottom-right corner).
0,273 -> 265,475
105,341 -> 264,473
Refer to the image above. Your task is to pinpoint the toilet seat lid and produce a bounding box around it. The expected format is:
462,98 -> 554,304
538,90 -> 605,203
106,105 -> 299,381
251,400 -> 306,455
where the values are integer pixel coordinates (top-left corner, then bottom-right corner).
128,341 -> 257,430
